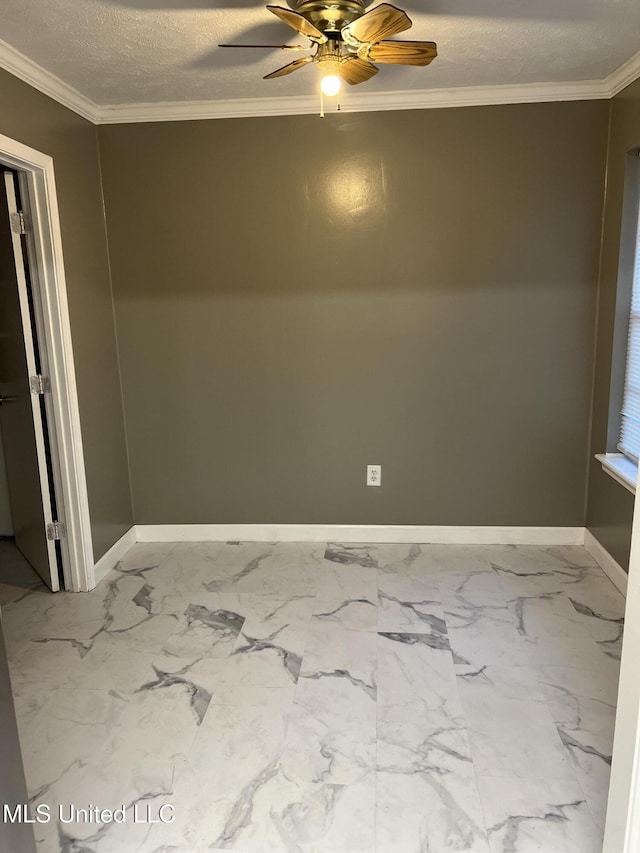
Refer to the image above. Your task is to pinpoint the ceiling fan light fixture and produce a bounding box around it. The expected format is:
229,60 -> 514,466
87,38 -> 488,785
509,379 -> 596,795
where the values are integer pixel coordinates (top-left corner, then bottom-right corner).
225,2 -> 438,95
320,72 -> 342,96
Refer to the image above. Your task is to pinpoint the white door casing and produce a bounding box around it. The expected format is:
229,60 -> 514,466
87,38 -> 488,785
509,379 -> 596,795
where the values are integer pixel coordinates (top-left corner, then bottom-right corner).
2,170 -> 60,589
603,466 -> 640,852
0,133 -> 94,592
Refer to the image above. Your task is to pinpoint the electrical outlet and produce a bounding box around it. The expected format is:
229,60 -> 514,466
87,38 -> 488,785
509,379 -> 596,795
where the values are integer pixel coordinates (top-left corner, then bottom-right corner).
367,464 -> 382,487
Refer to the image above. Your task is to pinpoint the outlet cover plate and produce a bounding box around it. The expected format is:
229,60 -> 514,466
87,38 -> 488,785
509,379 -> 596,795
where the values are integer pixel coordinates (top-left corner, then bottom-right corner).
367,464 -> 382,487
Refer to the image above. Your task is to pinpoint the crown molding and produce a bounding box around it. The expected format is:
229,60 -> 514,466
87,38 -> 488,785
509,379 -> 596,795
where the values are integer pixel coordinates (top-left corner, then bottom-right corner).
0,37 -> 100,123
606,48 -> 640,97
97,78 -> 612,124
1,34 -> 640,126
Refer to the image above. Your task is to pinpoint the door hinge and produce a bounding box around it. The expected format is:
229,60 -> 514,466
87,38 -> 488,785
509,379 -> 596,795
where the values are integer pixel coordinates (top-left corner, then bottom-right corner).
46,521 -> 66,541
30,374 -> 51,395
9,211 -> 28,235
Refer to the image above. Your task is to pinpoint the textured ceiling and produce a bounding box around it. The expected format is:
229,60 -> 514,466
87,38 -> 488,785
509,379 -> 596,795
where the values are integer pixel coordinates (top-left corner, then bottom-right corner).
1,0 -> 640,105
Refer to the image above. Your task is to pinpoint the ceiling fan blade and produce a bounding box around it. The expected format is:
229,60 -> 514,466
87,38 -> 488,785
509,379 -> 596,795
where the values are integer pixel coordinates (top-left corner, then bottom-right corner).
367,39 -> 437,65
264,56 -> 314,79
339,57 -> 379,85
266,6 -> 327,42
342,3 -> 412,45
219,44 -> 310,51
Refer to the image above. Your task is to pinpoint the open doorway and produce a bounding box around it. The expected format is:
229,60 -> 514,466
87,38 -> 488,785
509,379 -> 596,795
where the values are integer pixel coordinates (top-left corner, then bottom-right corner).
0,168 -> 64,592
0,133 -> 95,593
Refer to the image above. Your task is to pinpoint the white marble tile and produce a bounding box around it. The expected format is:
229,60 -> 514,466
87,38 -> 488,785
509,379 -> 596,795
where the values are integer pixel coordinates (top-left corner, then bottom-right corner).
545,545 -> 601,568
2,541 -> 621,853
13,686 -> 130,801
377,572 -> 445,634
0,581 -> 45,607
455,663 -> 547,704
438,573 -> 500,608
377,631 -> 460,722
536,665 -> 616,829
297,627 -> 377,720
206,547 -> 312,595
234,592 -> 318,635
565,580 -> 626,661
307,594 -> 378,632
204,542 -> 373,598
445,604 -> 531,668
8,635 -> 160,692
116,540 -> 251,597
161,599 -> 245,658
301,625 -> 378,671
456,665 -> 575,781
5,574 -> 181,688
477,774 -> 603,853
260,773 -> 376,853
522,632 -> 616,671
295,667 -> 377,723
374,543 -> 429,575
34,792 -> 171,853
410,545 -> 495,578
153,702 -> 289,851
29,682 -> 206,850
489,545 -> 598,578
323,543 -> 379,569
279,702 -> 375,785
490,546 -> 605,605
143,653 -> 227,695
219,622 -> 306,687
566,576 -> 625,619
377,714 -> 490,852
538,674 -> 617,744
208,684 -> 296,709
143,820 -> 260,853
556,726 -> 612,830
315,544 -> 379,599
536,663 -> 620,712
507,591 -> 592,643
0,587 -> 78,657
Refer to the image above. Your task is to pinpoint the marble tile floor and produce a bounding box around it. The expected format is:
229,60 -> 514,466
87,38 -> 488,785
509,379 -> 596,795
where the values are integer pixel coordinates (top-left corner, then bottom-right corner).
0,541 -> 625,853
0,538 -> 46,602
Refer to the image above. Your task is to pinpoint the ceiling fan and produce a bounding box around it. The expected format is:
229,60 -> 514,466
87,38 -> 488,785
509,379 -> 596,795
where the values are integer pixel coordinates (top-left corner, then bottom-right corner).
219,1 -> 437,94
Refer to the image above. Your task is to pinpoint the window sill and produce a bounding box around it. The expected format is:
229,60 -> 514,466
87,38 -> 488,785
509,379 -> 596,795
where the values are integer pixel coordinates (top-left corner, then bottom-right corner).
595,453 -> 637,495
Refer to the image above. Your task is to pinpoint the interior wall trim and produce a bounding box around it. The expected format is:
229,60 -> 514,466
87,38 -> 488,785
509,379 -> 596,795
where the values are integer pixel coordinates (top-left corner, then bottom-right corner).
0,36 -> 99,123
0,133 -> 95,593
97,80 -> 611,124
1,36 -> 640,126
93,525 -> 137,586
607,48 -> 640,97
91,525 -> 629,594
134,523 -> 585,546
584,529 -> 629,596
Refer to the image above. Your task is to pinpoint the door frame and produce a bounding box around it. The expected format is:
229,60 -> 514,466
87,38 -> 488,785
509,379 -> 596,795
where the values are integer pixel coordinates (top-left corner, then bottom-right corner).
604,479 -> 640,851
0,133 -> 94,592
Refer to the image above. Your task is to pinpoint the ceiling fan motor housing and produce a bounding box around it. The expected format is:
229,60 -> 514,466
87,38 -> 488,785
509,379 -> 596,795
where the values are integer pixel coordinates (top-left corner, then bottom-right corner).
316,38 -> 342,74
294,0 -> 366,35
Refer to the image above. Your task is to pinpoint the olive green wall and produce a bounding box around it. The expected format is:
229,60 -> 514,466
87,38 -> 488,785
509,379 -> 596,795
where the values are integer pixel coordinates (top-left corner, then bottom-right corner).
0,69 -> 132,560
586,78 -> 640,570
99,101 -> 609,527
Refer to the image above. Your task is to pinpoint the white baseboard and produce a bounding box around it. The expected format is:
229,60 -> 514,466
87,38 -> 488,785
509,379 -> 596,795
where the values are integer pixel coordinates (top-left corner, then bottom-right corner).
583,530 -> 628,596
93,526 -> 137,585
91,524 -> 608,588
134,523 -> 584,546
